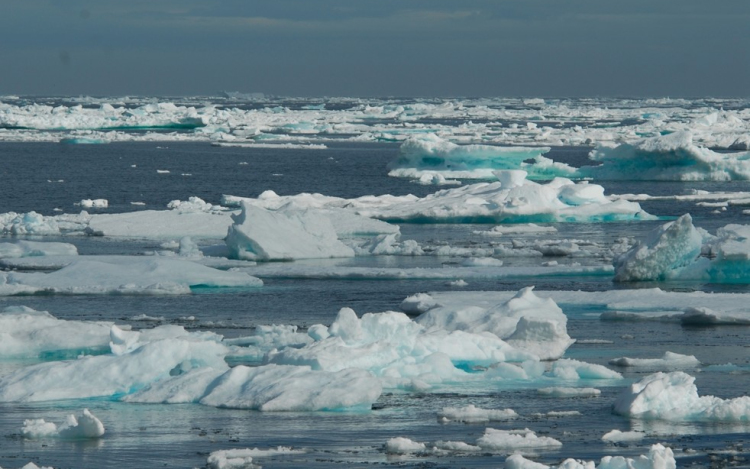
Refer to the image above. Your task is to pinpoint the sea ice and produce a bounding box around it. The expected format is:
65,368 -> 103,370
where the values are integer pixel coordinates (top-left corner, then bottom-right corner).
438,405 -> 518,423
615,214 -> 750,283
388,133 -> 574,180
415,287 -> 574,360
614,371 -> 750,421
608,352 -> 700,369
505,444 -> 675,469
477,428 -> 562,451
587,132 -> 750,181
600,429 -> 645,443
385,437 -> 427,454
538,387 -> 602,398
0,240 -> 77,258
22,409 -> 105,439
0,257 -> 262,295
0,306 -> 112,358
225,203 -> 355,261
207,447 -> 303,469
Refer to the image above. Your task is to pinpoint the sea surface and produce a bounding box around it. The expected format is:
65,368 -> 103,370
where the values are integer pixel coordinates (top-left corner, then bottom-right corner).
0,138 -> 749,468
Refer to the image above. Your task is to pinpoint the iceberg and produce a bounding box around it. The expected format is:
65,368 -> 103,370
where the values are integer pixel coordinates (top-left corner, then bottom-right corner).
613,371 -> 750,421
388,134 -> 575,180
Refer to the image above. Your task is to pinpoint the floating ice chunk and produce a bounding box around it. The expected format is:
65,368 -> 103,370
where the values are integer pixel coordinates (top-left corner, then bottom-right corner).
609,352 -> 700,369
267,306 -> 535,389
416,287 -> 574,360
78,199 -> 108,209
207,447 -> 303,469
0,211 -> 63,235
614,214 -> 704,282
538,387 -> 601,397
601,429 -> 645,443
0,337 -> 228,402
476,224 -> 558,236
447,279 -> 468,287
388,134 -> 574,180
616,215 -> 750,283
0,240 -> 77,258
680,307 -> 750,325
587,132 -> 750,181
22,409 -> 105,439
549,359 -> 622,380
416,172 -> 461,186
477,428 -> 562,451
225,203 -> 355,261
400,293 -> 439,314
438,405 -> 518,423
461,257 -> 504,267
354,233 -> 423,256
375,173 -> 651,224
0,257 -> 262,295
0,306 -> 112,359
385,437 -> 427,454
613,371 -> 750,421
505,444 -> 675,469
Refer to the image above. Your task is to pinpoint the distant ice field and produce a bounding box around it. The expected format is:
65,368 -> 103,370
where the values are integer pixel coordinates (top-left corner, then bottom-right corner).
1,109 -> 750,469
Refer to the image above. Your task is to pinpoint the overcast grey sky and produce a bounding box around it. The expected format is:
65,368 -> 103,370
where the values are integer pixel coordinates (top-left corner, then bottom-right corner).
2,0 -> 749,97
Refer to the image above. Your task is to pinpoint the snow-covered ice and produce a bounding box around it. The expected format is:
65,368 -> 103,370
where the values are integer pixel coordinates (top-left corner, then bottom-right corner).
22,409 -> 105,439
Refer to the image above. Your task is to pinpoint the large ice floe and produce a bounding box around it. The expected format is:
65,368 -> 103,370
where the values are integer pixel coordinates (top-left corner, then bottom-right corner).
384,428 -> 562,455
505,444 -> 675,469
614,371 -> 750,422
388,134 -> 576,180
0,256 -> 262,295
226,170 -> 652,224
0,320 -> 381,411
615,213 -> 750,283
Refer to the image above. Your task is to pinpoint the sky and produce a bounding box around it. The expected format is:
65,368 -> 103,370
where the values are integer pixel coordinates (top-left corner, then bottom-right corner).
1,0 -> 749,97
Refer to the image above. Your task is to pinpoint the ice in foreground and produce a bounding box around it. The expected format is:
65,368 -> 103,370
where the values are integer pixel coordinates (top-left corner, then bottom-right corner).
22,409 -> 105,439
614,371 -> 750,421
505,444 -> 675,469
207,447 -> 303,469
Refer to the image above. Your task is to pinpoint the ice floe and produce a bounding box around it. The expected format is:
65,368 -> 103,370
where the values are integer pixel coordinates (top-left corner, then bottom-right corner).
614,371 -> 750,421
388,133 -> 573,180
608,352 -> 700,369
22,409 -> 105,439
0,240 -> 77,258
615,214 -> 750,283
415,287 -> 575,360
207,447 -> 303,469
0,257 -> 262,295
505,444 -> 675,469
437,405 -> 518,423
